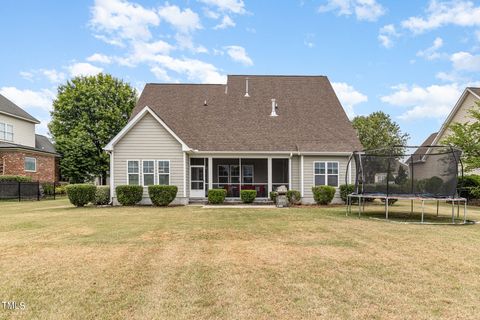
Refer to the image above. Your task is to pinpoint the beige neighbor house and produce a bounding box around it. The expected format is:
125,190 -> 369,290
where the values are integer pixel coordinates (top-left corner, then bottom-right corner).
0,94 -> 59,182
412,87 -> 480,179
104,75 -> 361,205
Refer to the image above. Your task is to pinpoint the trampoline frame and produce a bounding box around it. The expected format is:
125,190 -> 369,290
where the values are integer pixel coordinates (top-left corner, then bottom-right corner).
345,145 -> 470,225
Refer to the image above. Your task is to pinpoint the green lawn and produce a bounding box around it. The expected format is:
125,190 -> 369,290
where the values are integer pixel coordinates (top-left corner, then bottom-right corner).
1,199 -> 480,319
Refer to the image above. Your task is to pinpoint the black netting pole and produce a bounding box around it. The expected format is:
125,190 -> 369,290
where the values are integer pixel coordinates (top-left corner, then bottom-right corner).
449,145 -> 459,198
386,151 -> 391,197
410,151 -> 414,196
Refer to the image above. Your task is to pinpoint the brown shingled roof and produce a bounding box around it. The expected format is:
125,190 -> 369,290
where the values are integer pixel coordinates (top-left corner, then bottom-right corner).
132,75 -> 362,152
409,132 -> 438,162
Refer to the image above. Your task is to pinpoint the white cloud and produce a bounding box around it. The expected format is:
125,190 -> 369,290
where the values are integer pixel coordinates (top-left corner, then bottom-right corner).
19,71 -> 34,81
41,69 -> 65,83
378,24 -> 399,48
86,53 -> 112,64
67,62 -> 103,77
304,33 -> 315,48
416,37 -> 444,60
158,4 -> 201,34
319,0 -> 385,21
331,82 -> 368,118
402,0 -> 480,34
214,15 -> 236,29
0,87 -> 55,112
451,51 -> 480,72
90,0 -> 160,43
150,66 -> 173,82
381,83 -> 462,120
223,45 -> 253,66
199,0 -> 246,14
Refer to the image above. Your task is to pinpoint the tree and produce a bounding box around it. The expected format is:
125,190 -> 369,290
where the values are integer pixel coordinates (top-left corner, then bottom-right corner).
352,111 -> 409,183
352,111 -> 409,151
443,102 -> 480,172
49,74 -> 137,183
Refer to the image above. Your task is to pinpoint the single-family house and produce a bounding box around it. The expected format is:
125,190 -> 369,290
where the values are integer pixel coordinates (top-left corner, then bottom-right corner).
0,94 -> 59,181
104,75 -> 361,204
413,87 -> 480,178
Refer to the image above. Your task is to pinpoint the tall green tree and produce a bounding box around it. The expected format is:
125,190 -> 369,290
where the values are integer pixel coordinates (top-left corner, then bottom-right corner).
443,102 -> 480,172
49,74 -> 137,183
352,111 -> 409,151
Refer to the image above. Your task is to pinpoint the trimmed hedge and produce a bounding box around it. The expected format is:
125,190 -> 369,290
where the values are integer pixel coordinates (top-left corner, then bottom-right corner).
339,184 -> 354,204
240,190 -> 256,203
66,184 -> 96,207
312,186 -> 336,205
269,191 -> 277,203
94,186 -> 110,205
0,175 -> 32,182
148,185 -> 178,206
208,189 -> 227,204
286,190 -> 301,205
116,185 -> 143,206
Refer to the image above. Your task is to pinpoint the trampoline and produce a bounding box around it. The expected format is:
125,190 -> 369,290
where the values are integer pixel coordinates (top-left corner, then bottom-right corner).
346,145 -> 470,224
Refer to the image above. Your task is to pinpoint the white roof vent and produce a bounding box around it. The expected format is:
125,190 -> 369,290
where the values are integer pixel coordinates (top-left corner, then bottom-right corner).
270,99 -> 278,117
244,77 -> 250,97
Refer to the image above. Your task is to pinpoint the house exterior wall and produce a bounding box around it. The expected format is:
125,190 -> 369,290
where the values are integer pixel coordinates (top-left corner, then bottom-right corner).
0,150 -> 58,182
112,113 -> 187,205
439,92 -> 479,141
301,155 -> 352,204
0,113 -> 36,147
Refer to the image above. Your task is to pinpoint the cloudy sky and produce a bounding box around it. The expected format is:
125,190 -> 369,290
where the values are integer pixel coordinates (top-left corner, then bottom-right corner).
1,0 -> 480,144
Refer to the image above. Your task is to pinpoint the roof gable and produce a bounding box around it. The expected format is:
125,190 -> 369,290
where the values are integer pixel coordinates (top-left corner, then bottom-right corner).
0,94 -> 40,123
128,75 -> 361,153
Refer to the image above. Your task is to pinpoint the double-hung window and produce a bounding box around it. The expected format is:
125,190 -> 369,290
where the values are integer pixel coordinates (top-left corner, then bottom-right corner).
314,161 -> 339,187
218,165 -> 229,184
158,160 -> 170,185
230,165 -> 240,184
242,165 -> 254,184
0,123 -> 13,141
127,160 -> 140,185
143,160 -> 155,186
24,157 -> 36,172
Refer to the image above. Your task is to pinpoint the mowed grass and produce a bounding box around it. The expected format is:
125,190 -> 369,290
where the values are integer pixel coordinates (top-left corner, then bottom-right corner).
1,199 -> 480,319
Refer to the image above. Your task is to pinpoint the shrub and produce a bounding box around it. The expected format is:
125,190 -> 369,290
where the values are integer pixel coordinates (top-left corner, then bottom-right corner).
286,190 -> 301,205
312,186 -> 336,205
66,184 -> 96,207
269,191 -> 277,203
339,184 -> 355,204
240,190 -> 256,203
116,185 -> 143,206
42,183 -> 55,196
148,185 -> 178,206
208,189 -> 227,204
425,176 -> 443,194
55,186 -> 66,195
458,174 -> 480,199
94,186 -> 110,205
0,175 -> 32,182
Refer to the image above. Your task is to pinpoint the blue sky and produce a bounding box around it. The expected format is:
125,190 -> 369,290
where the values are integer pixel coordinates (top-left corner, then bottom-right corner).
1,0 -> 480,145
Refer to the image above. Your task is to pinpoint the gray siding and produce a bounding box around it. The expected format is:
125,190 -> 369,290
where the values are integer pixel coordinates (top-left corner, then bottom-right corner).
112,113 -> 186,204
302,155 -> 352,204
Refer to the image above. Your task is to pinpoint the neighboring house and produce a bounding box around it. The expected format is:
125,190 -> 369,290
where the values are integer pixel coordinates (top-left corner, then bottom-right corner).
105,75 -> 361,204
0,94 -> 59,181
410,87 -> 480,180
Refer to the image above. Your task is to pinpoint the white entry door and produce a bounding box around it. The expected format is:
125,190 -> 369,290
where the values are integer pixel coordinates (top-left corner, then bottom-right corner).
190,165 -> 205,198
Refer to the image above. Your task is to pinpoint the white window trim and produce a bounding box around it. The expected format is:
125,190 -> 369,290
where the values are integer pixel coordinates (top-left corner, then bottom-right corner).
0,122 -> 13,142
24,157 -> 36,172
313,161 -> 340,188
142,160 -> 156,187
157,160 -> 171,185
127,160 -> 140,185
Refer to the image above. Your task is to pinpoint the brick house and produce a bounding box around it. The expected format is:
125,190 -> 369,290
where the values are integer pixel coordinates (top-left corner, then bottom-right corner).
0,94 -> 59,182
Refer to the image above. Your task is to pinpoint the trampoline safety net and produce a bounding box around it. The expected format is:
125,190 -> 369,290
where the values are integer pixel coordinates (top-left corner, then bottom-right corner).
350,146 -> 463,199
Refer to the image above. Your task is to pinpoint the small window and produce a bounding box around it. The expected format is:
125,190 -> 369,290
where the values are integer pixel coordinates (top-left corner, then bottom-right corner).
143,160 -> 155,186
127,160 -> 140,185
314,161 -> 338,187
242,165 -> 254,184
158,160 -> 170,185
24,157 -> 36,172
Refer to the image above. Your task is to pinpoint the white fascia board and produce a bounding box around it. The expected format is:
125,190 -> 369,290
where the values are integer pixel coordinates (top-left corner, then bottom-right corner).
189,150 -> 352,156
0,111 -> 40,124
104,106 -> 191,151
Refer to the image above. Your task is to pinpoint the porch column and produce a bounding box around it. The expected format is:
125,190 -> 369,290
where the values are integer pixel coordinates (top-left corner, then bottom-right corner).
267,157 -> 272,195
288,157 -> 292,190
208,157 -> 213,191
300,155 -> 304,197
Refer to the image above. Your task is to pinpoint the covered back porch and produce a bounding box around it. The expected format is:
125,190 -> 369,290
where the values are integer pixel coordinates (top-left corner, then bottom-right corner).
189,157 -> 290,198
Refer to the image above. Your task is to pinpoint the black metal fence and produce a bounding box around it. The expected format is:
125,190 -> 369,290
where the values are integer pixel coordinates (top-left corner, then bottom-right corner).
0,181 -> 59,201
